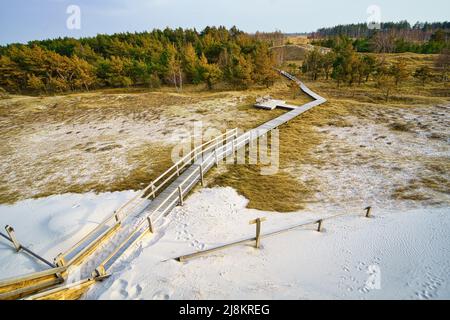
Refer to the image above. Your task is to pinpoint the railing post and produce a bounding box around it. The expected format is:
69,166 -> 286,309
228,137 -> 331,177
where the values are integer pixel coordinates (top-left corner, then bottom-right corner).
54,253 -> 66,267
147,217 -> 154,234
176,164 -> 180,176
317,219 -> 323,232
215,149 -> 219,167
5,225 -> 21,252
178,186 -> 184,206
255,219 -> 261,248
365,206 -> 372,218
199,165 -> 205,186
114,211 -> 120,222
93,265 -> 106,278
249,217 -> 267,249
151,184 -> 156,199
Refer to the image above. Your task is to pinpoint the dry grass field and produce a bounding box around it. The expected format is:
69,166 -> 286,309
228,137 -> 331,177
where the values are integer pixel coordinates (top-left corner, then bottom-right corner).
0,52 -> 448,213
212,52 -> 449,211
0,81 -> 301,204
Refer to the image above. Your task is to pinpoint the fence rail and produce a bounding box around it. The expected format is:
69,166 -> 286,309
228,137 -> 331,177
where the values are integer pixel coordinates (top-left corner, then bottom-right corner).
0,266 -> 66,300
94,128 -> 242,275
59,128 -> 238,267
175,209 -> 371,262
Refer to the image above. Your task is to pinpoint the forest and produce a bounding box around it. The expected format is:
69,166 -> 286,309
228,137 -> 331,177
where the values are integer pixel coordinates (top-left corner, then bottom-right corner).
1,23 -> 448,96
299,35 -> 449,101
0,27 -> 278,94
310,21 -> 449,54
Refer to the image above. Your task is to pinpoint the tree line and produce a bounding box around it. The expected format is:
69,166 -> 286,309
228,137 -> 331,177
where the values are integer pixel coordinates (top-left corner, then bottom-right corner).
299,37 -> 449,101
310,21 -> 449,54
0,27 -> 279,94
311,21 -> 449,40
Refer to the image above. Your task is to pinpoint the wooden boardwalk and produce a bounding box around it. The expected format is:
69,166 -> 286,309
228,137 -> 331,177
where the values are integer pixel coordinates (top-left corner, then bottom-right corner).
89,70 -> 327,276
1,70 -> 327,299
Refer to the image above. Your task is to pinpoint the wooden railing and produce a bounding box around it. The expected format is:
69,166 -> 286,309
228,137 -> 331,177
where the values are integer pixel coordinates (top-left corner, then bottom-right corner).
94,128 -> 244,275
175,208 -> 373,262
57,128 -> 238,269
0,266 -> 66,300
0,128 -> 240,299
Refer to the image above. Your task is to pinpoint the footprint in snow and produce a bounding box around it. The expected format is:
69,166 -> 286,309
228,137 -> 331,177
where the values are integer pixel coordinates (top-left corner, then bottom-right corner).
128,284 -> 143,300
110,279 -> 129,299
358,286 -> 370,294
152,290 -> 171,300
190,239 -> 206,250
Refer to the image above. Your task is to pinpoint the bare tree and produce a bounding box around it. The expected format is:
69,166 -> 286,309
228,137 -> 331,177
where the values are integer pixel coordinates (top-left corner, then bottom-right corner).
370,31 -> 396,53
435,48 -> 450,82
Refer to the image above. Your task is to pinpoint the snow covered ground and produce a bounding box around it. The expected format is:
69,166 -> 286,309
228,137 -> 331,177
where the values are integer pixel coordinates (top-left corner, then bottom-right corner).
80,187 -> 449,300
0,191 -> 137,279
0,102 -> 448,299
1,188 -> 448,299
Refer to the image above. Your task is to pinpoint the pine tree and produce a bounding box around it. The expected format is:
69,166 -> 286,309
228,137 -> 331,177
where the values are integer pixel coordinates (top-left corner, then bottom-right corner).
361,55 -> 377,82
165,43 -> 183,90
182,43 -> 201,83
0,56 -> 25,92
390,58 -> 409,86
198,54 -> 222,89
322,51 -> 336,80
70,56 -> 96,90
302,48 -> 323,80
377,73 -> 396,102
26,74 -> 45,93
413,66 -> 432,85
253,44 -> 277,87
230,53 -> 253,88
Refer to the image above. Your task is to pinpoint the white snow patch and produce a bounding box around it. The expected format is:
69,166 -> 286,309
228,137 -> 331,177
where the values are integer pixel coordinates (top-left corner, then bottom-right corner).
83,187 -> 450,300
293,112 -> 450,212
0,191 -> 137,279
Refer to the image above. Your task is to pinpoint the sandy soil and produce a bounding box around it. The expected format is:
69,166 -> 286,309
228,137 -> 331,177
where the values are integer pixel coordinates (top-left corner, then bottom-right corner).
0,87 -> 290,203
293,103 -> 450,212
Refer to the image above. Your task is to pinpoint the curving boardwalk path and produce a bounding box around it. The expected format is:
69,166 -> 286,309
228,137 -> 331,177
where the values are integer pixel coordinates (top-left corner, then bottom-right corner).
85,70 -> 327,278
2,70 -> 327,300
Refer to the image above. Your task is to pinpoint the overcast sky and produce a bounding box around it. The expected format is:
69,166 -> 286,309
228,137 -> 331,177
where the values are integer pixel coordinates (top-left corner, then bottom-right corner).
0,0 -> 449,45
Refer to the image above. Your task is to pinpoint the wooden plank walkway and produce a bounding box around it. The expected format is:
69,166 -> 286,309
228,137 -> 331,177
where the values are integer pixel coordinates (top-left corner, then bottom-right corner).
146,72 -> 326,222
89,71 -> 327,275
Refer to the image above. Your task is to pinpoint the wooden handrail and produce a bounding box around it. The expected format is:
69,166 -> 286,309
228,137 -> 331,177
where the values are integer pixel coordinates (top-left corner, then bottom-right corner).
0,267 -> 66,288
60,128 -> 237,261
91,130 -> 240,273
175,210 -> 367,262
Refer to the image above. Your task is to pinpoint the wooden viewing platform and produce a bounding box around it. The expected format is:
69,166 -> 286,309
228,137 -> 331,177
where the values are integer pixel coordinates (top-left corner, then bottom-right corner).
254,96 -> 300,110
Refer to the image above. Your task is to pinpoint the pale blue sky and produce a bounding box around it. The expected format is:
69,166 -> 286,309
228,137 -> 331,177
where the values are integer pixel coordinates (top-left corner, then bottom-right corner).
0,0 -> 449,45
